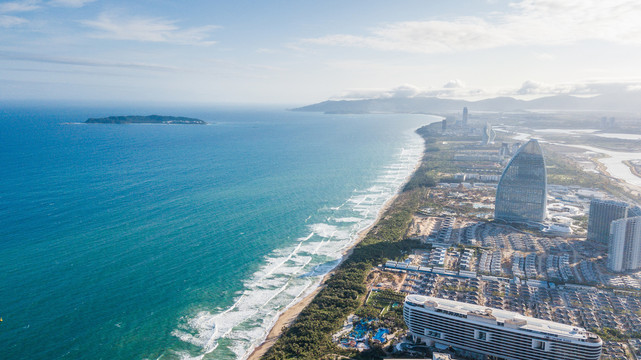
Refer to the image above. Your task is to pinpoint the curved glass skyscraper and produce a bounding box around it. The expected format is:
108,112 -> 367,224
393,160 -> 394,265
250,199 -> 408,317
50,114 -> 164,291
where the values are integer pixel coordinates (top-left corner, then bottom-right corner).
495,139 -> 547,223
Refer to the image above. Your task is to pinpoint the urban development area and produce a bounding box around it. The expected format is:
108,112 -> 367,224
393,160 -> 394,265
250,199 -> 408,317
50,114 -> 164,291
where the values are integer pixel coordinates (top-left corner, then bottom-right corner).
262,109 -> 641,360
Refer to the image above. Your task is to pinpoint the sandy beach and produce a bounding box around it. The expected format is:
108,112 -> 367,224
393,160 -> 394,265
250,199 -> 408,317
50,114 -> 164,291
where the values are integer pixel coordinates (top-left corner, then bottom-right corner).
246,284 -> 323,360
245,193 -> 400,360
245,151 -> 423,360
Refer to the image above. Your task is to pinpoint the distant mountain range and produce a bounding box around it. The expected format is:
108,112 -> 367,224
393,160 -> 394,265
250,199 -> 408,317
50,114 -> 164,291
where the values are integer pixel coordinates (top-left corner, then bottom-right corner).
293,92 -> 641,114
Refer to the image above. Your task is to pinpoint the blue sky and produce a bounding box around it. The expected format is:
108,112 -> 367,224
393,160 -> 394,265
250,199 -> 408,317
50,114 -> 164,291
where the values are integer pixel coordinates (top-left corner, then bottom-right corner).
2,0 -> 641,104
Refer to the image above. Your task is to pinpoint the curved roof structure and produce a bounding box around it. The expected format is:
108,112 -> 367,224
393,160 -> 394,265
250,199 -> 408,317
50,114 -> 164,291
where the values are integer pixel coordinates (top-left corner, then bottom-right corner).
495,139 -> 547,223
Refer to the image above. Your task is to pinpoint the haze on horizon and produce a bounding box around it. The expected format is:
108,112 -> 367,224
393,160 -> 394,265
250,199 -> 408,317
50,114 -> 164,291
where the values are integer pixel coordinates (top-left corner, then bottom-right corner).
2,0 -> 641,105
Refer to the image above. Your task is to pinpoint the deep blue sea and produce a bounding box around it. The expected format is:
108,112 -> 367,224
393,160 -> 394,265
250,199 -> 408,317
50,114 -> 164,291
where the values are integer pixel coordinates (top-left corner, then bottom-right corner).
0,104 -> 434,359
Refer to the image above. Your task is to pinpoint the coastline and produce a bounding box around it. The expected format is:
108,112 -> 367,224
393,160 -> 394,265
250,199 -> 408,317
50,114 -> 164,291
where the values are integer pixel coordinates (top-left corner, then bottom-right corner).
624,160 -> 641,180
245,131 -> 425,360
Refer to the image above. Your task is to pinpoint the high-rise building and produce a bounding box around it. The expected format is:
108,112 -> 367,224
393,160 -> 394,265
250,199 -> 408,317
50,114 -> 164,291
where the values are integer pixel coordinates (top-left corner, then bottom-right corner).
608,216 -> 641,272
587,199 -> 630,244
462,107 -> 468,127
404,295 -> 602,360
495,139 -> 547,224
599,116 -> 616,129
481,122 -> 496,145
499,142 -> 510,157
629,205 -> 641,217
511,142 -> 522,155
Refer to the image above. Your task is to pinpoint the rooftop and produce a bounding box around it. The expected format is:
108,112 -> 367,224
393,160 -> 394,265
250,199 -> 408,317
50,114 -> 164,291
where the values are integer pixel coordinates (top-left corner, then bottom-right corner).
406,294 -> 600,343
518,139 -> 543,156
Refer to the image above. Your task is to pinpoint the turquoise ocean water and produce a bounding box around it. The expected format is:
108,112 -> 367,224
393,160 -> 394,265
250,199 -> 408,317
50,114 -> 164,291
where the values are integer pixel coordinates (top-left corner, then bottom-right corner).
0,105 -> 434,359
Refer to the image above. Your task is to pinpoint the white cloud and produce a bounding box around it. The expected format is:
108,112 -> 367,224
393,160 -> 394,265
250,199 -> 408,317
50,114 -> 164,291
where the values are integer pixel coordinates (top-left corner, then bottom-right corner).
422,85 -> 485,98
0,0 -> 93,28
0,0 -> 41,13
0,50 -> 179,71
303,0 -> 641,53
330,88 -> 389,100
307,18 -> 504,53
534,52 -> 555,60
0,14 -> 28,27
511,80 -> 641,96
516,80 -> 568,95
332,82 -> 485,100
81,13 -> 219,46
443,79 -> 466,88
332,80 -> 641,101
48,0 -> 94,8
387,84 -> 422,98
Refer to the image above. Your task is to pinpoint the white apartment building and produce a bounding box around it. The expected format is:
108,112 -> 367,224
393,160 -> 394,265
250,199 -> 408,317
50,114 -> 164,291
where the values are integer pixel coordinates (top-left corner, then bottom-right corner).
608,216 -> 641,272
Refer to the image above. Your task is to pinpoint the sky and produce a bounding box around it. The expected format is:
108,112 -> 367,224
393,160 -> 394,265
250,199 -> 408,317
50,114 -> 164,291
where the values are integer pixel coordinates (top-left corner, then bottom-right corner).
2,0 -> 641,105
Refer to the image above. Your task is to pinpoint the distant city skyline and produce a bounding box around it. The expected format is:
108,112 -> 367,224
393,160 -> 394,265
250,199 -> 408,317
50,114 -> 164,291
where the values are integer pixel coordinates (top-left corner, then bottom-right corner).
2,0 -> 641,104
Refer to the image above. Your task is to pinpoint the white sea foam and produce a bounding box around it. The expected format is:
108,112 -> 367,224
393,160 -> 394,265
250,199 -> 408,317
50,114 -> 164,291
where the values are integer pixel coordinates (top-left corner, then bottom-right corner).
172,128 -> 424,359
309,223 -> 351,240
331,217 -> 362,223
301,259 -> 342,277
297,232 -> 314,241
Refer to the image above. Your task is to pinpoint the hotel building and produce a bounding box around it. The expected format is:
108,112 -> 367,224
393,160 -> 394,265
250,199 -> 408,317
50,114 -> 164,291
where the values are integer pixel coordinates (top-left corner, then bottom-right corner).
404,295 -> 602,360
495,139 -> 547,224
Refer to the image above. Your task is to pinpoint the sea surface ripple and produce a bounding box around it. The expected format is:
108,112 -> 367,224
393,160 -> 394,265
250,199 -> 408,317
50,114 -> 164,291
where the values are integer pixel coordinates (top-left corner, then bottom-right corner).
0,105 -> 434,360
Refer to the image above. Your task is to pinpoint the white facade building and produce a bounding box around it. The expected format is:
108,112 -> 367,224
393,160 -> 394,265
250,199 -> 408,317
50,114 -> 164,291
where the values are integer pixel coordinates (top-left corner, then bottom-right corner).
403,295 -> 602,360
608,216 -> 641,272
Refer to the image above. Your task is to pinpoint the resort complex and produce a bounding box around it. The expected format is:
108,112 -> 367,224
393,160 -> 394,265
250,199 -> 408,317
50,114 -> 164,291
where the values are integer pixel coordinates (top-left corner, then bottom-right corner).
262,111 -> 641,360
404,295 -> 602,360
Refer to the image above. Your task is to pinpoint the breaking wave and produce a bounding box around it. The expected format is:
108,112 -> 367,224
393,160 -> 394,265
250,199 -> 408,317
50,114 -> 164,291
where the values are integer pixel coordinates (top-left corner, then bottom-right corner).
171,129 -> 424,359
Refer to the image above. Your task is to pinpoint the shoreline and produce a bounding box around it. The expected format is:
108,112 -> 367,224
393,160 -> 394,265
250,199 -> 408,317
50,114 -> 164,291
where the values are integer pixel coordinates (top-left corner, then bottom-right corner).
624,160 -> 641,179
245,132 -> 425,360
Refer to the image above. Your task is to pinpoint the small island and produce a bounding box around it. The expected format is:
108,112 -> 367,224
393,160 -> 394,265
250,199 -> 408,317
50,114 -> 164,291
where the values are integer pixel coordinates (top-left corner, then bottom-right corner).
85,115 -> 207,125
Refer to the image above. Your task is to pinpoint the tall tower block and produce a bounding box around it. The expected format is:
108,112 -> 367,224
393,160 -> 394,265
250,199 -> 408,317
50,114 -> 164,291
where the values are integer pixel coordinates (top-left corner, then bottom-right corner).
495,139 -> 547,224
462,107 -> 468,127
608,216 -> 641,272
587,199 -> 630,244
